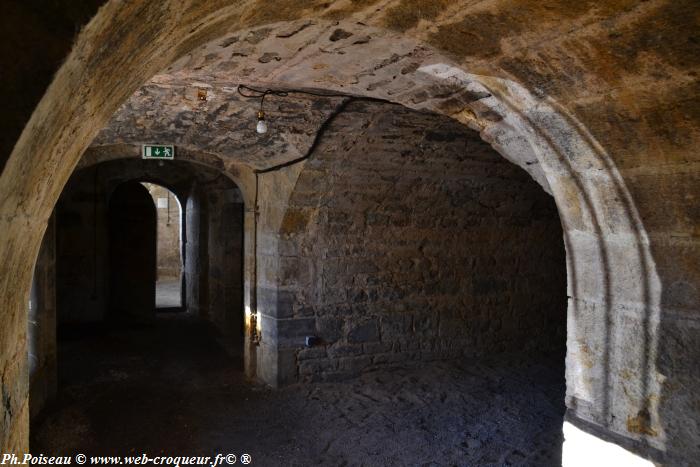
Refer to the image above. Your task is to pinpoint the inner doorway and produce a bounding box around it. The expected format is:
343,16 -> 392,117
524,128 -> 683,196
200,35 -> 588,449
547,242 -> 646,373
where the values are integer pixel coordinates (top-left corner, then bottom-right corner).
141,183 -> 183,310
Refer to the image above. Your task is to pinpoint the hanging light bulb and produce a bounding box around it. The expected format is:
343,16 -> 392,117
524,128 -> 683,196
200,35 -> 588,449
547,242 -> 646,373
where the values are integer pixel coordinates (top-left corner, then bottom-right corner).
256,110 -> 268,134
237,85 -> 287,135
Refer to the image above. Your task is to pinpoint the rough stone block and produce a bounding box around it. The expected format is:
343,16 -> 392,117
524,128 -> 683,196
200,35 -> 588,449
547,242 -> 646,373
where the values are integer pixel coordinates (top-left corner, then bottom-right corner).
327,343 -> 363,358
261,314 -> 316,349
381,313 -> 412,339
363,341 -> 392,354
258,287 -> 296,319
298,347 -> 327,360
347,319 -> 379,343
299,358 -> 335,376
337,356 -> 373,375
316,315 -> 344,342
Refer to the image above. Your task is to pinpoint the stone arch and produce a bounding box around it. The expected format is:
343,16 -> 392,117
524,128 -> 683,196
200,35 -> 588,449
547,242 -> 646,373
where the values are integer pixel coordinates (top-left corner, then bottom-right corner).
273,98 -> 568,379
93,20 -> 663,456
0,2 -> 688,464
79,144 -> 255,207
56,152 -> 248,345
74,147 -> 255,371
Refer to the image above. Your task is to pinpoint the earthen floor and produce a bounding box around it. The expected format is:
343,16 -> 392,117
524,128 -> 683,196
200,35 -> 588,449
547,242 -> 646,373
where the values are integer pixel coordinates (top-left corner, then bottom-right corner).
33,315 -> 565,466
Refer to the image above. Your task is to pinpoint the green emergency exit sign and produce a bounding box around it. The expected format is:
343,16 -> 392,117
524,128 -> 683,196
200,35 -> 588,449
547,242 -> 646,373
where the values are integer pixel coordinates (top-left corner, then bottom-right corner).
142,144 -> 174,159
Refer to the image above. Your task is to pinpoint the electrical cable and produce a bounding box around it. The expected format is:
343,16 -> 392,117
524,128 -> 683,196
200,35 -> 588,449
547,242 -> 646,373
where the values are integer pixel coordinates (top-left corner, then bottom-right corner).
255,97 -> 354,174
237,83 -> 363,101
236,84 -> 394,174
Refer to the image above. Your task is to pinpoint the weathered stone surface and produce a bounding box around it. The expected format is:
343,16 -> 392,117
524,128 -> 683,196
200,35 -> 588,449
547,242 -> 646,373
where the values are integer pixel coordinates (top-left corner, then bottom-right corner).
327,343 -> 364,359
297,347 -> 327,360
347,320 -> 380,343
315,315 -> 344,343
275,101 -> 567,384
1,0 -> 698,463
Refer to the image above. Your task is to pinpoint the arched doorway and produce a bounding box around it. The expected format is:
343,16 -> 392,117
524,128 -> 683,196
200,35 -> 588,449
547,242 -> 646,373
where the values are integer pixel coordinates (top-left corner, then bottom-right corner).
30,157 -> 248,452
108,181 -> 157,322
141,182 -> 184,311
1,3 -> 688,465
31,99 -> 570,463
51,157 -> 246,343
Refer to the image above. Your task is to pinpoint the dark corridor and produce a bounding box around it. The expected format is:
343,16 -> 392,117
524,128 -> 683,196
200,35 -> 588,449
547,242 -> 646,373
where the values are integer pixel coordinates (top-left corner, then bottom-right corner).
108,182 -> 157,322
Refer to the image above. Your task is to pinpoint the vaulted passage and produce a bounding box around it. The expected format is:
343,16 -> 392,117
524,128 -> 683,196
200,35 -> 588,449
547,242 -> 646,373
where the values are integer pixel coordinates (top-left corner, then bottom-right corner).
27,159 -> 247,420
3,2 -> 699,465
28,98 -> 569,464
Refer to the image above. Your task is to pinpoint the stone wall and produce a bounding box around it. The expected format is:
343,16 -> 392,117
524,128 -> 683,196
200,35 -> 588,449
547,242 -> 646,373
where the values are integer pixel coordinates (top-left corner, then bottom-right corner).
263,101 -> 566,382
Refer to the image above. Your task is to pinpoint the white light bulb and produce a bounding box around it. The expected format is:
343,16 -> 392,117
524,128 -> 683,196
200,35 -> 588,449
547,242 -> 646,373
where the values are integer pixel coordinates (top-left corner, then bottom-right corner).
256,118 -> 268,134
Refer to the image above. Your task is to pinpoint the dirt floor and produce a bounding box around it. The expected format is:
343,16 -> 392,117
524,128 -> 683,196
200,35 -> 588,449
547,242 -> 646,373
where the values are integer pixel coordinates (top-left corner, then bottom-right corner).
32,314 -> 565,466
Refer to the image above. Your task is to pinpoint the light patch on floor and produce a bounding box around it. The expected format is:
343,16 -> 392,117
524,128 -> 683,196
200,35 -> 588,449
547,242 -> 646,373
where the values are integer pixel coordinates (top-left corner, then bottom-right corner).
563,422 -> 654,467
156,280 -> 181,309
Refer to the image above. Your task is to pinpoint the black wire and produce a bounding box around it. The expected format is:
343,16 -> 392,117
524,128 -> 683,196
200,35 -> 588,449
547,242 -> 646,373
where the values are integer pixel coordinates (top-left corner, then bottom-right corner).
236,83 -> 386,104
236,84 -> 396,174
238,83 -> 354,99
241,88 -> 395,324
236,83 -> 397,121
238,85 -> 286,113
254,97 -> 354,174
237,84 -> 288,99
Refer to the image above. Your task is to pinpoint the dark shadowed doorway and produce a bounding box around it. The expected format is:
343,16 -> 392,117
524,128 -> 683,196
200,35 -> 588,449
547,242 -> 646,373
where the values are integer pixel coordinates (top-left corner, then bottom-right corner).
108,181 -> 156,322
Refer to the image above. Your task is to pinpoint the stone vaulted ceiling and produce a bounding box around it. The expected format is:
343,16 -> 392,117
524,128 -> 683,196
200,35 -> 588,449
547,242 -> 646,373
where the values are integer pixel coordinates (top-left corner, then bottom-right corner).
91,20 -> 551,188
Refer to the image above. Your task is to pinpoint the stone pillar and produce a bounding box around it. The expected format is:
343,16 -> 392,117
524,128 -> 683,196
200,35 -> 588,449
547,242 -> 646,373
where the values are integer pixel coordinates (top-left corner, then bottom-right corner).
185,182 -> 208,317
254,166 -> 307,387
